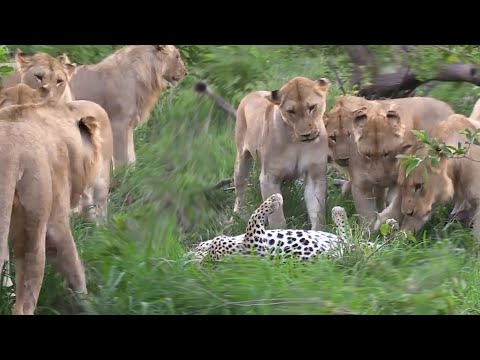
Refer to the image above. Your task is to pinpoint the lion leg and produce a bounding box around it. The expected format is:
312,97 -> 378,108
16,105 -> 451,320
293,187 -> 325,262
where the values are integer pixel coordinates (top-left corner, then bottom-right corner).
92,164 -> 110,224
259,171 -> 286,229
46,218 -> 87,294
11,169 -> 51,315
233,150 -> 253,215
127,125 -> 136,164
374,189 -> 404,232
110,119 -> 130,167
471,207 -> 480,251
374,185 -> 387,211
12,219 -> 46,315
304,166 -> 327,231
351,181 -> 378,231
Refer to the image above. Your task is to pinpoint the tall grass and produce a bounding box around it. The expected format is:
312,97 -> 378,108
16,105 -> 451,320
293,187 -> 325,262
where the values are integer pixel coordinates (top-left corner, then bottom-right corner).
1,46 -> 480,315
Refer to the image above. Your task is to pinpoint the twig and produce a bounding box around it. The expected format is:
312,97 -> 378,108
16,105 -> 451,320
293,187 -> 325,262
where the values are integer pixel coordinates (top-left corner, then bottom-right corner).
432,45 -> 480,65
327,58 -> 346,95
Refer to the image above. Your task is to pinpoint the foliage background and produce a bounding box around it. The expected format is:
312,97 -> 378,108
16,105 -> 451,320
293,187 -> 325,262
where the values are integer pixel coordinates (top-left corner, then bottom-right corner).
1,45 -> 480,315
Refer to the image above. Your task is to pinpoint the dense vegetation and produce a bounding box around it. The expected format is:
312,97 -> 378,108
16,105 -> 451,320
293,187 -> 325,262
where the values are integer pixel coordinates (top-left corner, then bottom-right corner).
1,45 -> 480,315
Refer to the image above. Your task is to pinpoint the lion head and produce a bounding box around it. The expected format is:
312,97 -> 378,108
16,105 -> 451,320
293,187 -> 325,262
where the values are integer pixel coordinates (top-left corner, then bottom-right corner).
15,49 -> 76,103
0,84 -> 49,109
155,45 -> 188,87
325,95 -> 372,167
398,145 -> 454,232
351,102 -> 411,185
266,77 -> 331,142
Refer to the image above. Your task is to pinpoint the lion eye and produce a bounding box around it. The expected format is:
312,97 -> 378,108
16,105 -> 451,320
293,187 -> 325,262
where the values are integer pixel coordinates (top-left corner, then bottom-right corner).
329,135 -> 336,142
57,79 -> 64,86
384,152 -> 391,158
287,109 -> 295,115
364,153 -> 371,159
308,104 -> 317,113
415,183 -> 423,192
35,74 -> 43,82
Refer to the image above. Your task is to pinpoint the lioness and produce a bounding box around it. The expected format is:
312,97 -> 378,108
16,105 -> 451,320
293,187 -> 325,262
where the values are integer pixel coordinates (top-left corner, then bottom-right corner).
69,45 -> 188,166
234,77 -> 331,230
0,101 -> 103,315
347,98 -> 454,228
375,114 -> 480,240
0,83 -> 114,225
325,95 -> 455,225
13,50 -> 76,103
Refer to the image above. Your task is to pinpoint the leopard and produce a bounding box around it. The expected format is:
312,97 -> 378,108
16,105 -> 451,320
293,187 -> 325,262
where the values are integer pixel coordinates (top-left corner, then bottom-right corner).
192,194 -> 399,263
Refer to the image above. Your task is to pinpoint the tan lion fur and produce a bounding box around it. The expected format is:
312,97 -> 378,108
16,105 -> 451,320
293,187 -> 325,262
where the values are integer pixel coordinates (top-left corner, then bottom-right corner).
234,77 -> 331,230
68,45 -> 188,166
375,114 -> 480,242
337,96 -> 454,228
0,101 -> 103,315
0,84 -> 114,225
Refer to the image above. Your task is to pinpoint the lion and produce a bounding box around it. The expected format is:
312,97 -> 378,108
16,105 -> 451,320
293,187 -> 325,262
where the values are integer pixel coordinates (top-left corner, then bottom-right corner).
374,114 -> 480,241
345,97 -> 454,228
10,50 -> 76,103
0,100 -> 103,315
234,76 -> 331,230
0,84 -> 114,225
68,45 -> 188,166
325,95 -> 455,225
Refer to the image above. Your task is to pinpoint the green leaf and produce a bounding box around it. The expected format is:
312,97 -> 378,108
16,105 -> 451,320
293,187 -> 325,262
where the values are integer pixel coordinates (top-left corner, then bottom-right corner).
406,231 -> 417,243
411,130 -> 426,142
379,223 -> 391,236
430,155 -> 440,168
406,158 -> 422,177
0,65 -> 13,74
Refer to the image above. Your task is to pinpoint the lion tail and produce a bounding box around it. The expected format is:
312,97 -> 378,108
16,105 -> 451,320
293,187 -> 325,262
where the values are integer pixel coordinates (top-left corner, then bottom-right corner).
193,81 -> 237,121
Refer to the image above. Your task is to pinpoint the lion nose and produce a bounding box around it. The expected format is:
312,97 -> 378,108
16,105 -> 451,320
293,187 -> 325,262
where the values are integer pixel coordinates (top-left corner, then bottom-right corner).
301,130 -> 313,137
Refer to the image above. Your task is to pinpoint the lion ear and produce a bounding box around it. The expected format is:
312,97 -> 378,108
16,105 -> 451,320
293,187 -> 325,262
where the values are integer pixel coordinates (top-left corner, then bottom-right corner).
266,90 -> 281,105
316,77 -> 331,91
65,63 -> 77,78
57,54 -> 77,78
15,48 -> 30,73
57,53 -> 72,65
386,109 -> 401,128
352,106 -> 368,129
155,45 -> 168,53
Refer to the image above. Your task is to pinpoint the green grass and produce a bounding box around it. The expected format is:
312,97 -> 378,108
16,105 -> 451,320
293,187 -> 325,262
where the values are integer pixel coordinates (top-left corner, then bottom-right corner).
1,47 -> 480,315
